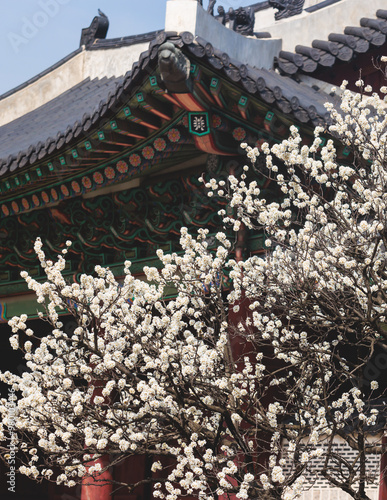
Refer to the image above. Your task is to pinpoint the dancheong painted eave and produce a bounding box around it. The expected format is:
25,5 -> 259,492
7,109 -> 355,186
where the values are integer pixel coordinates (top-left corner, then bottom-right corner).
0,31 -> 336,177
0,0 -> 382,308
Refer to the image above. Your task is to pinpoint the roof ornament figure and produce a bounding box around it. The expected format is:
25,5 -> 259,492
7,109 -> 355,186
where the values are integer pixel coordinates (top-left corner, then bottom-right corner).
217,5 -> 226,25
207,0 -> 217,15
269,0 -> 305,21
196,0 -> 218,14
228,7 -> 255,36
79,9 -> 109,47
158,42 -> 191,93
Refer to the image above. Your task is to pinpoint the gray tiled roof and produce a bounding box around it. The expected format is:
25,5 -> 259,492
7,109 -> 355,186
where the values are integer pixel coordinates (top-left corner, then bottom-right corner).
0,75 -> 124,160
277,9 -> 387,75
0,30 -> 336,175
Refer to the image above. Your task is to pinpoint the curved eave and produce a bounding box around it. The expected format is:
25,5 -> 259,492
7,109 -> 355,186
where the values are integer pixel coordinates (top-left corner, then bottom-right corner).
0,30 -> 338,213
0,41 -> 162,176
181,32 -> 334,125
276,9 -> 387,76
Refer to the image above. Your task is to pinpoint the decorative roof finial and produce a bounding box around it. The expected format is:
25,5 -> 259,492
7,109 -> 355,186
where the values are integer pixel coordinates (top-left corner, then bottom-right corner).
269,0 -> 305,21
80,9 -> 109,47
228,7 -> 255,36
207,0 -> 217,15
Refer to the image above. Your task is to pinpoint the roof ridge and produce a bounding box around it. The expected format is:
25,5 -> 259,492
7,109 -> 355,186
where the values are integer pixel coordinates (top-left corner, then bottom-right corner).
0,47 -> 83,103
0,31 -> 334,174
276,9 -> 387,76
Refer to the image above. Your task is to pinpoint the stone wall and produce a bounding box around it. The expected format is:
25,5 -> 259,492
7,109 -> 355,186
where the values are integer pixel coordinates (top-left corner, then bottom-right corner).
282,436 -> 381,499
300,488 -> 379,499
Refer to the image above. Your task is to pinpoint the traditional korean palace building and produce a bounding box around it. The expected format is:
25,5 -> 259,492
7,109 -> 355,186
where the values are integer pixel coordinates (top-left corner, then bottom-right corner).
1,0 -> 387,498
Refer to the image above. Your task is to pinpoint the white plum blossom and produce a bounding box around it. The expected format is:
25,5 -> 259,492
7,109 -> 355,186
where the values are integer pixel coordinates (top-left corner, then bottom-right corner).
1,78 -> 387,500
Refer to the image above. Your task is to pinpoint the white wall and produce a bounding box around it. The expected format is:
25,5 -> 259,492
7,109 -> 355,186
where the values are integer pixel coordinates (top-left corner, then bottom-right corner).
165,0 -> 282,70
2,0 -> 386,128
0,42 -> 149,127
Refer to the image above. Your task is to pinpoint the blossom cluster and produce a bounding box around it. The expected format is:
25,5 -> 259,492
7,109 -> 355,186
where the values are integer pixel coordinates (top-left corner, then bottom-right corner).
1,78 -> 387,500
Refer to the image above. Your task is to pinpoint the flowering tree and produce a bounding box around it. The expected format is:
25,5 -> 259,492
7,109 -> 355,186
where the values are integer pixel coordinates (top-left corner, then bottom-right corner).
1,79 -> 387,500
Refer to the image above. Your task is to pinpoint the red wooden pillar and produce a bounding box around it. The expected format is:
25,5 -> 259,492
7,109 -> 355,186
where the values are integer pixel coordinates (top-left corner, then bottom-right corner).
379,435 -> 387,500
220,223 -> 246,500
81,368 -> 113,500
81,455 -> 113,500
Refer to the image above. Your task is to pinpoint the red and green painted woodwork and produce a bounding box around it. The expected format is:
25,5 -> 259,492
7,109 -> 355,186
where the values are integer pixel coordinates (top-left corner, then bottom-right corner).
0,49 -> 332,220
0,107 -> 283,221
0,154 -> 272,319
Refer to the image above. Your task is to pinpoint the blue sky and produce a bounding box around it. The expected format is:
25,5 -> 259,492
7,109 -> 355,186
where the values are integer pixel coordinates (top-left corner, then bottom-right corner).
0,0 -> 262,96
